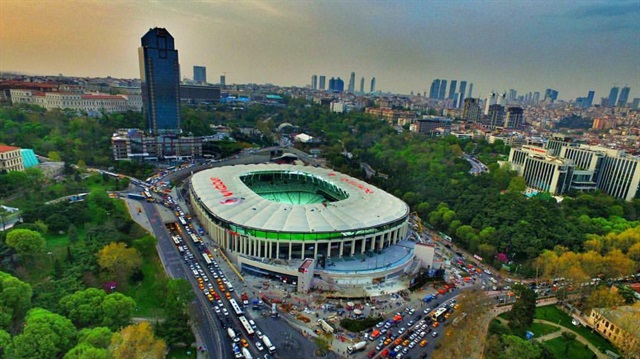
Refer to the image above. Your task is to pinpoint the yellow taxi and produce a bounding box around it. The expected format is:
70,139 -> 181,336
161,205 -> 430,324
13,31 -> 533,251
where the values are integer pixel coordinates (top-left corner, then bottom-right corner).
419,340 -> 428,347
240,339 -> 249,348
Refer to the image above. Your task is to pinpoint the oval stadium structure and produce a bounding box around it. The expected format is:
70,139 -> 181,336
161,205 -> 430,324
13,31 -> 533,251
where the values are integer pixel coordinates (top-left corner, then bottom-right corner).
189,164 -> 413,293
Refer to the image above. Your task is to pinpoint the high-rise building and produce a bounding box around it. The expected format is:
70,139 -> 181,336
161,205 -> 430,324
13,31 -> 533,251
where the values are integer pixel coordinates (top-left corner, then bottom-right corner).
438,80 -> 447,100
193,66 -> 206,83
498,92 -> 507,106
429,79 -> 441,99
359,77 -> 365,94
458,81 -> 467,108
504,107 -> 524,128
220,75 -> 226,88
370,77 -> 376,93
508,89 -> 517,103
631,98 -> 640,110
348,72 -> 355,93
586,90 -> 595,108
487,104 -> 505,128
311,75 -> 318,90
468,83 -> 473,98
617,86 -> 630,107
484,92 -> 497,115
508,146 -> 574,196
319,75 -> 326,90
139,27 -> 181,136
462,98 -> 481,122
329,77 -> 344,93
544,89 -> 558,103
608,86 -> 619,107
532,92 -> 540,104
448,80 -> 457,100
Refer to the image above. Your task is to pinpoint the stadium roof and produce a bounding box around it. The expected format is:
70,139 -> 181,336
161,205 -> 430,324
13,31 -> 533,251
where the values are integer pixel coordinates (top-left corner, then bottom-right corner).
191,164 -> 409,233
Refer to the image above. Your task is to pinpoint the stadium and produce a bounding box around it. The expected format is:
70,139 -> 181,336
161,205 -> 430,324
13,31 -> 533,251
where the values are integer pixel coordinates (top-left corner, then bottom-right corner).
189,164 -> 416,293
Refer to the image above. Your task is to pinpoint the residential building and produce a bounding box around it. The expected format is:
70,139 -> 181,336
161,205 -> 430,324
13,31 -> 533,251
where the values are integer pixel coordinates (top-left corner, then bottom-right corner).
139,27 -> 181,136
588,306 -> 639,357
193,66 -> 206,83
411,116 -> 451,136
462,98 -> 481,122
0,145 -> 24,173
486,104 -> 505,128
504,107 -> 524,128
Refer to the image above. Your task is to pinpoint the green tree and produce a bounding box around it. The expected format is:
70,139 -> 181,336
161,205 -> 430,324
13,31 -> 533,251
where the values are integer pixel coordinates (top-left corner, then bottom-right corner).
500,334 -> 542,359
561,331 -> 577,354
132,235 -> 157,258
77,327 -> 114,349
99,293 -> 136,331
507,284 -> 536,337
507,176 -> 527,193
157,279 -> 195,346
0,329 -> 10,358
68,224 -> 79,244
0,271 -> 33,331
63,343 -> 110,359
5,228 -> 46,261
8,308 -> 77,359
59,288 -> 107,328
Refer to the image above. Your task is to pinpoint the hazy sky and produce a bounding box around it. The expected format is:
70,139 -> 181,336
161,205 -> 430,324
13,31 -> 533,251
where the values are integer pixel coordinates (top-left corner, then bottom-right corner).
1,0 -> 639,100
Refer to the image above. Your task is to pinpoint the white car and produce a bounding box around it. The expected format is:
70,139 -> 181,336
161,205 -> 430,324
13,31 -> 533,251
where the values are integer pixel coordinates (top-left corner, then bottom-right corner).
249,319 -> 256,328
256,330 -> 263,339
255,342 -> 264,351
214,306 -> 221,313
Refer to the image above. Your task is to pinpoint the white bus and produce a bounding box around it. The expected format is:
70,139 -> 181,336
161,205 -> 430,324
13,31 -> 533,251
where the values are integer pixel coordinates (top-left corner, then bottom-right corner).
203,254 -> 212,266
190,233 -> 200,244
229,298 -> 243,316
238,316 -> 255,337
431,307 -> 448,322
178,217 -> 187,226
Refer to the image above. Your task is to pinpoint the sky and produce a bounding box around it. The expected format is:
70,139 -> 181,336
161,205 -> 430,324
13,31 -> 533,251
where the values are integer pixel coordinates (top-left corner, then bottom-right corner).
1,0 -> 639,100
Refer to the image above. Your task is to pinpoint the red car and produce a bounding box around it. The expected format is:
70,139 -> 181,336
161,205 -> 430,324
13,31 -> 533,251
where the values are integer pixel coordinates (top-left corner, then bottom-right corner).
368,349 -> 377,358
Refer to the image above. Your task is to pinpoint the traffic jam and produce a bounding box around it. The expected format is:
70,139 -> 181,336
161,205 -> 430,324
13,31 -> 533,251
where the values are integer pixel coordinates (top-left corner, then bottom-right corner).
356,295 -> 460,359
140,171 -> 275,359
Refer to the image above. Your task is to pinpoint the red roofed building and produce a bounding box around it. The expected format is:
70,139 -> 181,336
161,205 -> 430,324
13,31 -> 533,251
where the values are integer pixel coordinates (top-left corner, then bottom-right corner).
0,145 -> 24,173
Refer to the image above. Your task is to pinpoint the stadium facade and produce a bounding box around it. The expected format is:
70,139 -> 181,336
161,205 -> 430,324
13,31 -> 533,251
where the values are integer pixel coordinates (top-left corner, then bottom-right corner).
189,164 -> 412,292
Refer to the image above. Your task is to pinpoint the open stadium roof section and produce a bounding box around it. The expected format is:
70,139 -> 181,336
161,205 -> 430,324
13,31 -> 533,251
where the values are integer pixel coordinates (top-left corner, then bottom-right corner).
191,164 -> 409,234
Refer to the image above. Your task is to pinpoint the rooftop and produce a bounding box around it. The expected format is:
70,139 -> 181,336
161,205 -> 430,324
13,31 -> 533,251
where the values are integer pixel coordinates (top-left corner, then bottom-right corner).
0,145 -> 20,153
594,305 -> 640,339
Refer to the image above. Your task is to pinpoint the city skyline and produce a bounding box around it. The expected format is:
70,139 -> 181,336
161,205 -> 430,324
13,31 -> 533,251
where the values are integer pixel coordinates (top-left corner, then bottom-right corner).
1,0 -> 639,100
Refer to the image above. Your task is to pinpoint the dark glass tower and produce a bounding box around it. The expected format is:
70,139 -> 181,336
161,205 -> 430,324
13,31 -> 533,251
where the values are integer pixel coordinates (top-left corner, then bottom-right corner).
139,27 -> 181,136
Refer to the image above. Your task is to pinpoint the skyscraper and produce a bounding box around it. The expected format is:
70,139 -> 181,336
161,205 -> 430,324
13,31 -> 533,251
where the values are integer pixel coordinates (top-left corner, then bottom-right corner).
359,77 -> 365,94
608,86 -> 619,107
370,77 -> 376,93
617,86 -> 630,107
458,81 -> 467,108
139,27 -> 181,136
508,89 -> 517,103
311,75 -> 318,90
505,107 -> 524,128
193,66 -> 206,83
348,72 -> 355,93
429,79 -> 441,99
586,90 -> 595,107
484,92 -> 497,115
497,92 -> 507,106
220,75 -> 226,88
438,80 -> 447,100
468,83 -> 473,98
448,80 -> 457,100
319,75 -> 326,90
544,89 -> 558,103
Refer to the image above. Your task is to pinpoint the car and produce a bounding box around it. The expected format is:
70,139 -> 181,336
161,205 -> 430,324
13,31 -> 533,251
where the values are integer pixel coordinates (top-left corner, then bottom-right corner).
376,344 -> 383,351
394,345 -> 402,353
432,331 -> 438,338
249,319 -> 256,328
408,341 -> 416,349
376,321 -> 385,328
409,333 -> 417,341
398,327 -> 406,335
402,347 -> 409,354
222,308 -> 229,316
407,320 -> 415,327
255,342 -> 264,351
256,330 -> 263,339
368,349 -> 377,358
240,338 -> 249,348
402,339 -> 410,346
394,337 -> 403,346
419,339 -> 427,347
225,292 -> 231,300
432,322 -> 439,328
384,338 -> 392,346
419,331 -> 426,338
214,306 -> 221,313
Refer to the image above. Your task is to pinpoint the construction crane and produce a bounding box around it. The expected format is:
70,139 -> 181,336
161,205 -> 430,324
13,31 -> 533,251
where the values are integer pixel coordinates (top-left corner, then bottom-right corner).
410,211 -> 424,234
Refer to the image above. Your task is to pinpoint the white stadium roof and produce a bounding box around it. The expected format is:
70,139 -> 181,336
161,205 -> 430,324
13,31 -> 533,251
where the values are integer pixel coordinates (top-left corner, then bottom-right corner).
191,164 -> 409,233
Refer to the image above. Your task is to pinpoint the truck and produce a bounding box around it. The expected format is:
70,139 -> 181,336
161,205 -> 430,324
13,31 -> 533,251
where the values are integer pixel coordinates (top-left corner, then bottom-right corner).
242,347 -> 253,359
318,318 -> 334,334
423,294 -> 435,303
241,292 -> 249,306
347,341 -> 367,354
368,329 -> 381,341
227,328 -> 239,343
262,335 -> 276,354
271,303 -> 278,318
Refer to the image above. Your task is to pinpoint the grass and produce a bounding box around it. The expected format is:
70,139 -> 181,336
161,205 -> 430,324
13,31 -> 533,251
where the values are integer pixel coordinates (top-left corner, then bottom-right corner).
535,305 -> 618,355
529,322 -> 560,337
543,336 -> 595,359
166,347 -> 197,359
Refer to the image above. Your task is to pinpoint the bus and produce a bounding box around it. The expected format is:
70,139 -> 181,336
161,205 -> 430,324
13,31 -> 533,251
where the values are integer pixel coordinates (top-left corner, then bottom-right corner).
431,307 -> 448,322
190,233 -> 200,244
229,298 -> 243,316
238,316 -> 255,337
178,216 -> 187,226
143,191 -> 154,202
203,254 -> 212,266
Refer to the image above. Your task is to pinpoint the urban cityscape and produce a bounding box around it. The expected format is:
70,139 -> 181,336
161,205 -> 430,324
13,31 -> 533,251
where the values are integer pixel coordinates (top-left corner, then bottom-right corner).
0,2 -> 639,359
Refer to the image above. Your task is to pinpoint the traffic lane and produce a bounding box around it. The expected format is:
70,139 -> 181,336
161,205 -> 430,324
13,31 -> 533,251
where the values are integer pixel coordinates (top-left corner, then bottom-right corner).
143,203 -> 231,359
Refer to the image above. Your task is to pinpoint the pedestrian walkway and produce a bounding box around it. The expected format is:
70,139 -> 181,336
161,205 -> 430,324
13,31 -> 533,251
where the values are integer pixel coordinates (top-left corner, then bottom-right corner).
533,319 -> 608,359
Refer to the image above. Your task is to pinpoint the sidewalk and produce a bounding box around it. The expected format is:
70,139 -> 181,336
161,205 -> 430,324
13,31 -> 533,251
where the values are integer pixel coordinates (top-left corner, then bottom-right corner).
533,319 -> 608,359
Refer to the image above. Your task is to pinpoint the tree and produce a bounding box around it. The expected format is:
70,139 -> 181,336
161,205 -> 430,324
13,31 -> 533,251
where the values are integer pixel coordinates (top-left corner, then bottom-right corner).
68,224 -> 79,244
97,242 -> 142,283
500,334 -> 542,359
63,343 -> 110,359
59,288 -> 107,328
77,327 -> 114,349
584,287 -> 625,310
0,329 -> 10,358
0,271 -> 33,331
132,235 -> 157,258
99,293 -> 136,331
560,331 -> 576,354
5,228 -> 46,261
507,176 -> 527,193
507,284 -> 536,337
157,279 -> 194,346
109,322 -> 166,359
8,308 -> 77,359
